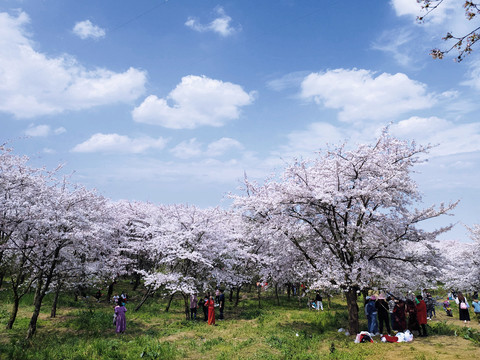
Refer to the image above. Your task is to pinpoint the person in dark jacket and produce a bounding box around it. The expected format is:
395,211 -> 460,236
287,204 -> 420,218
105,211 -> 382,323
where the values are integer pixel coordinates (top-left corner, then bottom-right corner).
375,294 -> 391,335
406,299 -> 419,333
393,299 -> 406,332
202,294 -> 209,321
315,291 -> 324,311
218,289 -> 225,320
425,293 -> 436,319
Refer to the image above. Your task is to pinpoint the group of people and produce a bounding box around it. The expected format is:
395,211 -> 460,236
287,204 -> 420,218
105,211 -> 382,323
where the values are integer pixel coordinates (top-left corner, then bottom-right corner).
365,294 -> 429,337
365,290 -> 480,338
190,288 -> 225,325
443,291 -> 480,324
451,291 -> 480,325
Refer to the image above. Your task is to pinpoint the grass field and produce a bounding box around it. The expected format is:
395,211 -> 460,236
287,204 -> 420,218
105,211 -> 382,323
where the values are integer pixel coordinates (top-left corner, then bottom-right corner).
0,287 -> 479,359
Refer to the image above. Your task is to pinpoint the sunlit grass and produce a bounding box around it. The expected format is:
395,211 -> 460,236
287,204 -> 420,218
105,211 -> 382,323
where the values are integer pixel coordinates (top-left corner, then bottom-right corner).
0,286 -> 479,359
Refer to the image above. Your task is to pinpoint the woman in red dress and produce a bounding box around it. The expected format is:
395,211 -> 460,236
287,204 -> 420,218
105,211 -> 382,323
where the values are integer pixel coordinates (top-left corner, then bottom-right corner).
207,295 -> 215,325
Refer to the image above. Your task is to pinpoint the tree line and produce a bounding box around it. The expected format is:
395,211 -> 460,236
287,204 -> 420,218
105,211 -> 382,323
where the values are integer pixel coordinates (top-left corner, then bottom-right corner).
0,132 -> 478,338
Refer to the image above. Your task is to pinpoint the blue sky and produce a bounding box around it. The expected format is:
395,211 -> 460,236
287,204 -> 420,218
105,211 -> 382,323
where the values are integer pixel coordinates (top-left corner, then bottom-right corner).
1,0 -> 480,241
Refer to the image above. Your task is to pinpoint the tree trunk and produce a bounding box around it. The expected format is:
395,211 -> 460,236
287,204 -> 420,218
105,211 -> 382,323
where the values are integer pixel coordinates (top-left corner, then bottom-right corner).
0,271 -> 4,289
134,287 -> 152,312
229,288 -> 233,302
132,273 -> 141,291
27,247 -> 60,340
345,288 -> 360,335
275,283 -> 280,305
165,293 -> 175,312
235,286 -> 241,307
183,293 -> 190,320
106,282 -> 114,302
327,294 -> 331,310
26,279 -> 44,339
361,289 -> 369,308
6,295 -> 20,329
50,283 -> 62,318
287,283 -> 291,300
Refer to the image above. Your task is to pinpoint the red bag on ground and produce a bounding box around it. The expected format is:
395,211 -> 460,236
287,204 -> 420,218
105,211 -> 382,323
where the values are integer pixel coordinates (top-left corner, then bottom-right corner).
383,334 -> 398,343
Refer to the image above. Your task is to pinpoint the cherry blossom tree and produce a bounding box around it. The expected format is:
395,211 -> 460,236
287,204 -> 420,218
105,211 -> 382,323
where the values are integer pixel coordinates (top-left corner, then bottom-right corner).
137,204 -> 222,318
0,145 -> 59,329
437,225 -> 480,292
233,130 -> 457,334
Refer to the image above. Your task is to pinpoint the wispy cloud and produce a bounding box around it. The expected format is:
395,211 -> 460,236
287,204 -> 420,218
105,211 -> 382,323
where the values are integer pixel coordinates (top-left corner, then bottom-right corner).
185,6 -> 239,37
72,133 -> 168,154
25,124 -> 67,137
390,116 -> 480,157
372,29 -> 419,67
170,137 -> 244,159
73,20 -> 106,40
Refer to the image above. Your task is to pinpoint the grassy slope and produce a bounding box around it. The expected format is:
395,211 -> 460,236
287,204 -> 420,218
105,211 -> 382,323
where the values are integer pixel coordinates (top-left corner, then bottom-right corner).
0,288 -> 479,360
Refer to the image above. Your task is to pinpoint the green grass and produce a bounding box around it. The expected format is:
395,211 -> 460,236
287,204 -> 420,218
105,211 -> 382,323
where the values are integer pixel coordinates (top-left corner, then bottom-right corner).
0,286 -> 479,360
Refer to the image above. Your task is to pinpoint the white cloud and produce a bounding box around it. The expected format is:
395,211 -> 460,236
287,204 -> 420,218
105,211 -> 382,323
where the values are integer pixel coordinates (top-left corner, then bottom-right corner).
170,138 -> 203,159
461,59 -> 480,90
390,116 -> 480,157
206,137 -> 243,156
391,0 -> 473,39
271,121 -> 388,163
83,150 -> 269,187
25,124 -> 50,137
266,71 -> 311,91
390,0 -> 455,23
185,6 -> 239,37
300,68 -> 434,123
54,126 -> 66,135
72,133 -> 168,154
0,11 -> 146,118
390,0 -> 424,19
24,124 -> 66,137
281,122 -> 348,156
170,137 -> 244,159
73,20 -> 106,40
132,75 -> 254,129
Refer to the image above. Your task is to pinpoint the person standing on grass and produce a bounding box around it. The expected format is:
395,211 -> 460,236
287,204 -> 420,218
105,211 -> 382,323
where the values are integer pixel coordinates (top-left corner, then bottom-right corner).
315,291 -> 323,311
114,299 -> 127,334
218,289 -> 225,320
416,295 -> 428,337
202,294 -> 209,321
206,295 -> 216,325
425,293 -> 435,319
215,287 -> 220,305
376,294 -> 391,335
387,296 -> 395,330
471,299 -> 480,323
406,299 -> 419,334
365,296 -> 379,335
190,293 -> 198,320
393,299 -> 406,332
456,292 -> 471,325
